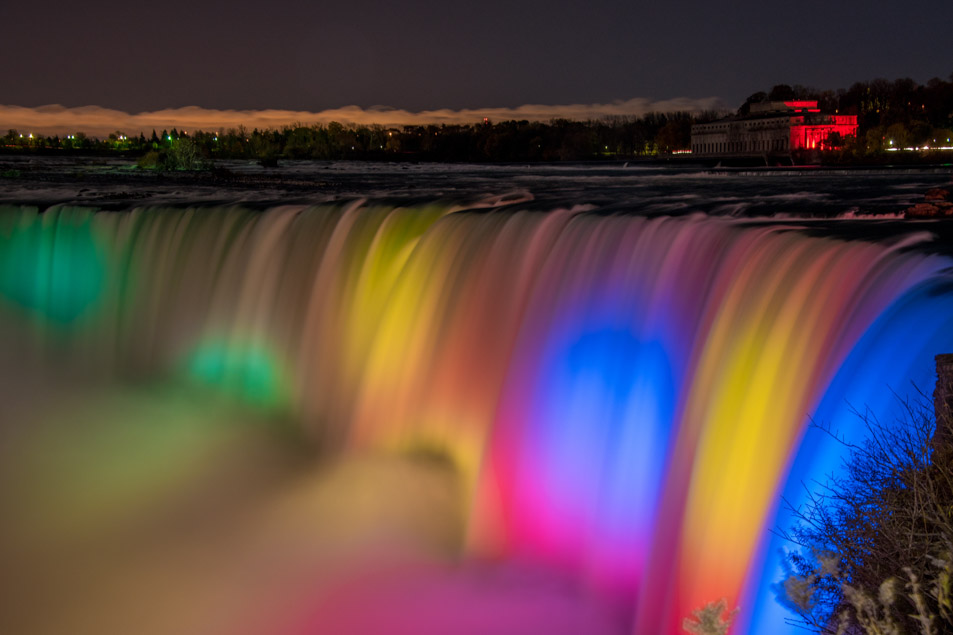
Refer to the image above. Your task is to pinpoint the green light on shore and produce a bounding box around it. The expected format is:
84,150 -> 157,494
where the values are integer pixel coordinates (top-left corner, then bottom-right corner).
0,207 -> 107,325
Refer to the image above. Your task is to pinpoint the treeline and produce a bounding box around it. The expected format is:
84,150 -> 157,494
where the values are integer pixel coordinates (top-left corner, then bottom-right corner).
2,111 -> 713,164
741,75 -> 953,153
2,74 -> 952,164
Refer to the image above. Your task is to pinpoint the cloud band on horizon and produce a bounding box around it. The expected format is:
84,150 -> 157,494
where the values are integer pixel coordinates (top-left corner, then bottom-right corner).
0,98 -> 726,137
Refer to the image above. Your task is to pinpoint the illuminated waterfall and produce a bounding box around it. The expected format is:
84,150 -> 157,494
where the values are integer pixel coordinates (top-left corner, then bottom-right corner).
1,203 -> 951,634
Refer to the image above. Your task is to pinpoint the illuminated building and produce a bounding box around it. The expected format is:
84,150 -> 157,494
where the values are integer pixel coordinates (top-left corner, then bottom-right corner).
690,101 -> 857,156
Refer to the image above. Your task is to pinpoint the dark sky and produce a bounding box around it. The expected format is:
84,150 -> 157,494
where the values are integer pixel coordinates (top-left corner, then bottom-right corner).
2,0 -> 951,114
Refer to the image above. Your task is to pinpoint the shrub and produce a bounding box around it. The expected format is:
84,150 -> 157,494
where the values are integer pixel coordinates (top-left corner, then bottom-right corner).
683,599 -> 739,635
778,396 -> 953,633
137,138 -> 210,171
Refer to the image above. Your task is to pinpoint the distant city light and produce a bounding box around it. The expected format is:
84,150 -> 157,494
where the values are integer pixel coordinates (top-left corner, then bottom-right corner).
885,145 -> 953,152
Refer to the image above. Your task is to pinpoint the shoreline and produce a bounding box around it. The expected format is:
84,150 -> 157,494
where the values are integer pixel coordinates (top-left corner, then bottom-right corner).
2,145 -> 952,170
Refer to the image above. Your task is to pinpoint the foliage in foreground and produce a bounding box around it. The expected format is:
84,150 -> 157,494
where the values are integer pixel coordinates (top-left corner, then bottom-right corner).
778,397 -> 953,633
683,599 -> 739,635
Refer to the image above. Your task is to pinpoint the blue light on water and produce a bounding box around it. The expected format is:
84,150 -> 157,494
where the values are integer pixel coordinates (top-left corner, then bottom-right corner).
525,329 -> 675,584
745,277 -> 953,634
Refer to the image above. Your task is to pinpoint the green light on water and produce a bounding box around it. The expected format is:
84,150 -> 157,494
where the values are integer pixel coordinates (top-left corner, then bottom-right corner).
0,207 -> 107,325
187,339 -> 288,409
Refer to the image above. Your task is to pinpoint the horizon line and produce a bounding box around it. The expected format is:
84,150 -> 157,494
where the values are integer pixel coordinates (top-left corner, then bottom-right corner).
0,98 -> 728,137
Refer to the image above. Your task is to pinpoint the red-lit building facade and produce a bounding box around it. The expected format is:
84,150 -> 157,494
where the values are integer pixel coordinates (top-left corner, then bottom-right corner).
690,101 -> 857,156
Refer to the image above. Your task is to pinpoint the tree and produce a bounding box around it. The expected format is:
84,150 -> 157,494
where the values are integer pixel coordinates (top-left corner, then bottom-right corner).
169,137 -> 202,170
823,131 -> 843,150
738,91 -> 768,116
885,122 -> 911,149
655,119 -> 691,153
778,396 -> 953,633
769,84 -> 796,101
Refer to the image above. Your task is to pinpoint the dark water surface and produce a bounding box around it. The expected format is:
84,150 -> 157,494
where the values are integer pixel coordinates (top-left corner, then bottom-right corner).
1,155 -> 950,217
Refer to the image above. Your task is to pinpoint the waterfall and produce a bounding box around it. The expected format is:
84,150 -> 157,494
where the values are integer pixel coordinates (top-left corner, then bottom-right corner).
2,202 -> 951,634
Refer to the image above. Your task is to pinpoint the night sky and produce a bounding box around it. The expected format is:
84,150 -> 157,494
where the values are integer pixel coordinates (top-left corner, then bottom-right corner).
2,0 -> 951,115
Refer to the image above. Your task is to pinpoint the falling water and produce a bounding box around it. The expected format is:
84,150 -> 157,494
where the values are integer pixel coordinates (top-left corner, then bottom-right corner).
1,202 -> 952,634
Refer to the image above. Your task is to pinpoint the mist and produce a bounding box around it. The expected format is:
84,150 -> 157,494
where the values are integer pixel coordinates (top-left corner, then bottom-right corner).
0,98 -> 726,137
